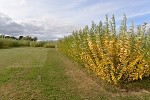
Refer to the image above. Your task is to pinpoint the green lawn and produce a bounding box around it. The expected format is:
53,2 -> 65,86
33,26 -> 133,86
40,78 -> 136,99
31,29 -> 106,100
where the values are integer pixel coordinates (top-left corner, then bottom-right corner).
0,47 -> 150,100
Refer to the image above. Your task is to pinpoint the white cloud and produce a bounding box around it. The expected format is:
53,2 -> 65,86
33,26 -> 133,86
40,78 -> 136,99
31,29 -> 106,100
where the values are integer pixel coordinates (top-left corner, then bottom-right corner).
0,0 -> 150,40
19,0 -> 27,6
0,13 -> 81,40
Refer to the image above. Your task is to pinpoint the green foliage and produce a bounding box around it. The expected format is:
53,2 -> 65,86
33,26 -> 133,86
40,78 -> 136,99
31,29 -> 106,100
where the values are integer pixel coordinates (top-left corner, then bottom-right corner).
0,35 -> 38,48
30,41 -> 42,47
19,36 -> 38,41
29,41 -> 56,48
0,38 -> 20,47
0,38 -> 56,48
19,40 -> 30,46
0,35 -> 38,41
0,38 -> 31,47
0,40 -> 2,48
43,42 -> 56,48
57,15 -> 150,85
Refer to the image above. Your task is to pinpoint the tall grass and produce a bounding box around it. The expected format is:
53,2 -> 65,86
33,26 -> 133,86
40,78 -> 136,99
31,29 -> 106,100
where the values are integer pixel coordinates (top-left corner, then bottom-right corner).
30,41 -> 45,47
57,15 -> 150,85
43,41 -> 56,48
0,38 -> 56,48
0,38 -> 36,47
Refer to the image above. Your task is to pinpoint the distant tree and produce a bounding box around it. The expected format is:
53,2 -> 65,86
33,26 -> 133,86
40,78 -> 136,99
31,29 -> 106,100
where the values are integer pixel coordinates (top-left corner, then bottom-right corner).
5,36 -> 10,39
26,36 -> 31,40
19,36 -> 23,40
2,35 -> 37,41
32,37 -> 38,41
11,36 -> 17,40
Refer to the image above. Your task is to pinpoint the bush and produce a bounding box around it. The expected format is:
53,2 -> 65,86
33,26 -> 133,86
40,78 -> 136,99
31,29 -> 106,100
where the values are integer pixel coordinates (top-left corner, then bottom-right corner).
43,42 -> 55,48
0,38 -> 32,47
0,39 -> 2,48
57,15 -> 150,85
0,38 -> 17,47
29,41 -> 45,47
19,40 -> 30,47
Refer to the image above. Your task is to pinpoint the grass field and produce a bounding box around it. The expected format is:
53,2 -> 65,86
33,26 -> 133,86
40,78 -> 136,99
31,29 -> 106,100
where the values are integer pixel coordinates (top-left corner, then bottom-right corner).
0,47 -> 150,100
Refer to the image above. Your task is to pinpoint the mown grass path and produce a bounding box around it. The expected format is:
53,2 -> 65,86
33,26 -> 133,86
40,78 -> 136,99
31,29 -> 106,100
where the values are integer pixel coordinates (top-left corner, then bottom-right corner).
0,48 -> 150,100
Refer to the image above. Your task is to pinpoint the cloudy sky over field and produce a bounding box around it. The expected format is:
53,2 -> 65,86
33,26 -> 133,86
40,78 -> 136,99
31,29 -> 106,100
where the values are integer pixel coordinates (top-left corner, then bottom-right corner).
0,0 -> 150,40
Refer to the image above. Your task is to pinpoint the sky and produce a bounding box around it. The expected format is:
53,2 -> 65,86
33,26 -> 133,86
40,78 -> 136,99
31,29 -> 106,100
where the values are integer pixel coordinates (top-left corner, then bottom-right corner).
0,0 -> 150,40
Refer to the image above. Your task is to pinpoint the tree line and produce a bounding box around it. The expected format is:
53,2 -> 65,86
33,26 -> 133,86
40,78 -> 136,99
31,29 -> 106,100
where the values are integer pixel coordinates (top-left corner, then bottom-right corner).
0,35 -> 37,41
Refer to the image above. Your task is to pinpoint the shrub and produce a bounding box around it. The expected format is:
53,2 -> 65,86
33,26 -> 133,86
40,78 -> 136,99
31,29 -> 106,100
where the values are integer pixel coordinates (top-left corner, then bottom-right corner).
30,41 -> 39,47
19,40 -> 30,47
57,15 -> 150,85
43,42 -> 55,48
29,41 -> 45,47
0,39 -> 2,48
0,38 -> 31,47
0,38 -> 15,47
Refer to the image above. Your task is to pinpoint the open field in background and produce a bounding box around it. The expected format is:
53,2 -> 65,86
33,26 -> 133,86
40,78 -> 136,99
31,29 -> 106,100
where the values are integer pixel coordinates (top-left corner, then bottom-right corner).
0,48 -> 150,100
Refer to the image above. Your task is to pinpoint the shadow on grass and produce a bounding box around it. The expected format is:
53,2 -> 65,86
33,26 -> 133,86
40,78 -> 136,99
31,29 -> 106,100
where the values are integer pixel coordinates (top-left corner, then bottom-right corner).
127,77 -> 150,92
86,67 -> 150,94
119,77 -> 150,92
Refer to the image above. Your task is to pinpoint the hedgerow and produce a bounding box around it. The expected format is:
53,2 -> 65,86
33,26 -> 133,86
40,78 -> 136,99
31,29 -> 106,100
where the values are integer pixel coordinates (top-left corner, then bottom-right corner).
57,15 -> 150,85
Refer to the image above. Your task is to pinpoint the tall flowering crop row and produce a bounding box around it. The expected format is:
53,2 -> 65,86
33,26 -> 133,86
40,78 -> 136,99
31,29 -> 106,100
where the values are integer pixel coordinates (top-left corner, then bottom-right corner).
57,15 -> 150,84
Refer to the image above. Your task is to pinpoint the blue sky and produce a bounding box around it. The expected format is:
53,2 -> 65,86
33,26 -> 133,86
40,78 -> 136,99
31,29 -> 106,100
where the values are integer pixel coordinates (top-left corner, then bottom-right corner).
0,0 -> 150,40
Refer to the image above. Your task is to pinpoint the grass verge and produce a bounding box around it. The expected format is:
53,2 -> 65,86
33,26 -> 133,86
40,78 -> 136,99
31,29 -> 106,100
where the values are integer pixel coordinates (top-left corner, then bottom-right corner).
0,48 -> 149,100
